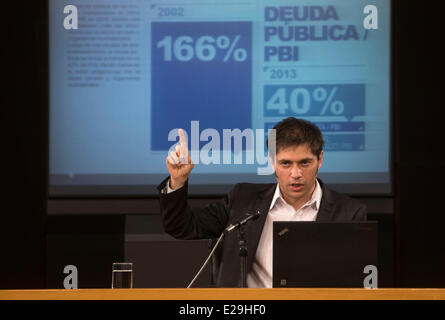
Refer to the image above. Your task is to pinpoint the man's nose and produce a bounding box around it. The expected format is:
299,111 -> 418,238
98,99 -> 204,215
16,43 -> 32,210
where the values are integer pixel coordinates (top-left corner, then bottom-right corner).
291,165 -> 302,178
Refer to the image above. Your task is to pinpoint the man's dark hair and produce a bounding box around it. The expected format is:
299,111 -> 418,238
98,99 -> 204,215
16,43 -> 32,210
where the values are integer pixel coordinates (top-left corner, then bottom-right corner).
267,117 -> 324,158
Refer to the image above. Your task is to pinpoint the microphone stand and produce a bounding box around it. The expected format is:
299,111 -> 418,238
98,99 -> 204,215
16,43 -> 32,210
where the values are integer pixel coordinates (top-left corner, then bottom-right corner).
187,210 -> 261,288
208,239 -> 217,286
187,232 -> 225,288
238,225 -> 248,288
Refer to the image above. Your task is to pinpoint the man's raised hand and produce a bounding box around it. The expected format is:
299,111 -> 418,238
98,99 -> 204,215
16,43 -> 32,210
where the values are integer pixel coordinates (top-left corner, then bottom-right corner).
166,129 -> 194,190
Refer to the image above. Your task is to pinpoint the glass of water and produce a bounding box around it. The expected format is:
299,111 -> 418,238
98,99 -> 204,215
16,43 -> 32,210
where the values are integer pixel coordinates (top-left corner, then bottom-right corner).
112,262 -> 133,288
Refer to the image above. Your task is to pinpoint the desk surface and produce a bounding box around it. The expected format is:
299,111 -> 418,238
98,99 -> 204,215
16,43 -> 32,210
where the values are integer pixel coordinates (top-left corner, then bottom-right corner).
1,288 -> 445,300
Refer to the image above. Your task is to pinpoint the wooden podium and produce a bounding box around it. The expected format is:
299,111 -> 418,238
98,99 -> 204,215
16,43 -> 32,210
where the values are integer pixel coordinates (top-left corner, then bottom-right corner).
1,288 -> 445,300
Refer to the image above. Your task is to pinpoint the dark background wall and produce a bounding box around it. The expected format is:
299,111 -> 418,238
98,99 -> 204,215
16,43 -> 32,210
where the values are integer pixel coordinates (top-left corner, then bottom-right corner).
394,3 -> 445,287
2,2 -> 48,289
2,1 -> 444,289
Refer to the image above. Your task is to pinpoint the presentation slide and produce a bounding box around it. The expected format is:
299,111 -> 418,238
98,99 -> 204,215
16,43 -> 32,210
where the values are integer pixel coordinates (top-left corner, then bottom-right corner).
49,0 -> 391,195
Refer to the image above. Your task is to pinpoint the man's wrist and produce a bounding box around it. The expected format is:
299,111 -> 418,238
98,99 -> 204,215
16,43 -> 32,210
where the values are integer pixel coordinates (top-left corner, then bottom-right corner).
169,178 -> 185,191
161,179 -> 180,194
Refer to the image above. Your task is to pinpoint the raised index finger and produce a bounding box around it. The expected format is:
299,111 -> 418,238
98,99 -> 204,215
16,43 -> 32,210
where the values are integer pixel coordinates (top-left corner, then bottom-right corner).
178,128 -> 189,163
178,129 -> 186,148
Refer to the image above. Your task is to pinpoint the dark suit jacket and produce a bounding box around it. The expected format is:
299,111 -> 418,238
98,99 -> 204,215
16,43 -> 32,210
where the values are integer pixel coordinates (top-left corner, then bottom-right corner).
157,177 -> 366,287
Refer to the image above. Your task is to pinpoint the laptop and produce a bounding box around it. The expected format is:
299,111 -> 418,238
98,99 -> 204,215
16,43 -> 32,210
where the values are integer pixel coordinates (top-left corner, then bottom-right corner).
273,221 -> 378,288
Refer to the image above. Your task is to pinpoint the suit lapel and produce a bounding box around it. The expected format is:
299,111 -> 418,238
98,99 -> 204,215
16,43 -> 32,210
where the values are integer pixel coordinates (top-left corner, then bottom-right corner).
315,179 -> 335,222
244,184 -> 276,270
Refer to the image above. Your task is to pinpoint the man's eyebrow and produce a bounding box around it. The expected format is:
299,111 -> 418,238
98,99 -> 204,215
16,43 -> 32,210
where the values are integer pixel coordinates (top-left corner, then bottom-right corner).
278,158 -> 314,163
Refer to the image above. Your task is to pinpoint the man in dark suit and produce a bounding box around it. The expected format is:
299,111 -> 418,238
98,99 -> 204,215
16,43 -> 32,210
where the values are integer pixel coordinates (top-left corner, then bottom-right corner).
158,117 -> 366,287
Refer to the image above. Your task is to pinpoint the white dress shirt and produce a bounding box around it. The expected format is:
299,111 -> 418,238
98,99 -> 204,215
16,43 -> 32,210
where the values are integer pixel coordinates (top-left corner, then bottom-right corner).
246,180 -> 323,288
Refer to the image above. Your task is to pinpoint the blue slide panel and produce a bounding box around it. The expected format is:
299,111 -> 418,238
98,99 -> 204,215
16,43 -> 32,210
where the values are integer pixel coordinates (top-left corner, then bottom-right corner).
151,22 -> 252,150
324,134 -> 364,151
264,84 -> 365,119
265,121 -> 365,132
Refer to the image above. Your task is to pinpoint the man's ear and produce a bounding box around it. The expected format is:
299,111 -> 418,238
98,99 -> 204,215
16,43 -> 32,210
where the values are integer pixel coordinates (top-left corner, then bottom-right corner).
317,150 -> 324,170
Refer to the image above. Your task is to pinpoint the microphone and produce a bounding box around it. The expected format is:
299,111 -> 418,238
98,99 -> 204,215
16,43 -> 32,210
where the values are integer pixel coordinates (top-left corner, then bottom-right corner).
225,210 -> 261,233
